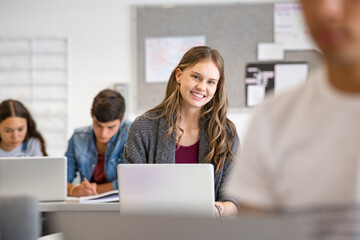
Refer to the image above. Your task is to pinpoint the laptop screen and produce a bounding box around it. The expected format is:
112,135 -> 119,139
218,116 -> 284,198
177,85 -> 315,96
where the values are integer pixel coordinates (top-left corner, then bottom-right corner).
0,156 -> 67,201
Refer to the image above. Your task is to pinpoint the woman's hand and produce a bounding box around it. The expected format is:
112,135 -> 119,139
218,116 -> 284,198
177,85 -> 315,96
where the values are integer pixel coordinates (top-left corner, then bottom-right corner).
215,202 -> 225,218
215,201 -> 238,218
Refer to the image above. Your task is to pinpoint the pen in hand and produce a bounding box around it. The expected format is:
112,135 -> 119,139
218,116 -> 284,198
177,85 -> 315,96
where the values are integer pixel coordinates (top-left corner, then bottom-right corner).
81,178 -> 98,195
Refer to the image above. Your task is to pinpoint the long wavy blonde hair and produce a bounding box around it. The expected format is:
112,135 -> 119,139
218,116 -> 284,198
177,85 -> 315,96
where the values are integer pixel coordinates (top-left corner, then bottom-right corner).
147,46 -> 237,171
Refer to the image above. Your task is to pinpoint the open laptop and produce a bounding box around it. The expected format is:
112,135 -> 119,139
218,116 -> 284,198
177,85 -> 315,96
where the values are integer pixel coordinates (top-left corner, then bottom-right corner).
117,164 -> 215,218
0,156 -> 67,202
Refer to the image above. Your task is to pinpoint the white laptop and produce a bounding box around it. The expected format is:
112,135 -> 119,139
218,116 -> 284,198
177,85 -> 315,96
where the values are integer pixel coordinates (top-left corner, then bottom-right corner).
117,164 -> 215,218
0,156 -> 67,201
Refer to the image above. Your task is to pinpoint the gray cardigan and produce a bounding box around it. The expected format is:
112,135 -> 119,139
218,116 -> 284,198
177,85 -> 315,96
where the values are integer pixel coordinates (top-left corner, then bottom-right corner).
124,111 -> 240,205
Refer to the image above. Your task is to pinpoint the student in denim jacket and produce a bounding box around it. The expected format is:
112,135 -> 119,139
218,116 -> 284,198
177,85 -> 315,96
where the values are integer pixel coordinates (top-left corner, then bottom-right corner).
66,89 -> 131,197
0,99 -> 47,157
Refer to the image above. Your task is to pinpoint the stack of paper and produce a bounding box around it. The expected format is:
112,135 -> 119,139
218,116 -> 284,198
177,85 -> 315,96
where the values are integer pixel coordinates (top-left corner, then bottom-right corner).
66,190 -> 119,204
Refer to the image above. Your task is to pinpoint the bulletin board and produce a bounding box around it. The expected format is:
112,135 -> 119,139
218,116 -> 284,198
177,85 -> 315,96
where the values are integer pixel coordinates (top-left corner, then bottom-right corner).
133,3 -> 322,111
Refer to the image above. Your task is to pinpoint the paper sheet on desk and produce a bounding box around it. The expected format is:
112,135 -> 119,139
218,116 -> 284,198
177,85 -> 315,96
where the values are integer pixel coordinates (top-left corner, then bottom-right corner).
66,190 -> 119,204
38,232 -> 65,240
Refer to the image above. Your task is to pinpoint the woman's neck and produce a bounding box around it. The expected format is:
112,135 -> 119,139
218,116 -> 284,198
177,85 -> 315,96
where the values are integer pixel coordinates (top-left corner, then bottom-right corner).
178,107 -> 200,130
176,108 -> 201,147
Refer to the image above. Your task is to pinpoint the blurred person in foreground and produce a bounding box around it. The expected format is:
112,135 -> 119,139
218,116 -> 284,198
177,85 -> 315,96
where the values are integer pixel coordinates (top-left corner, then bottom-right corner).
226,0 -> 360,238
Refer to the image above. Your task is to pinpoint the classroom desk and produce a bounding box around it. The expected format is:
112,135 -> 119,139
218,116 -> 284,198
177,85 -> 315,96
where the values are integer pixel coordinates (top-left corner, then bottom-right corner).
40,208 -> 308,240
40,201 -> 119,212
40,200 -> 120,236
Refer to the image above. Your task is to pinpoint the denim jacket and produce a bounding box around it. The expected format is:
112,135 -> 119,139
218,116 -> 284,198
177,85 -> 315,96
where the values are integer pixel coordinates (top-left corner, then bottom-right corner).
66,120 -> 131,190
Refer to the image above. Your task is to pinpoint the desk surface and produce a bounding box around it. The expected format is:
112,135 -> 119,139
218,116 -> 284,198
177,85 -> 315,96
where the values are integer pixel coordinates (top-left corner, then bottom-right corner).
39,201 -> 119,212
44,212 -> 309,240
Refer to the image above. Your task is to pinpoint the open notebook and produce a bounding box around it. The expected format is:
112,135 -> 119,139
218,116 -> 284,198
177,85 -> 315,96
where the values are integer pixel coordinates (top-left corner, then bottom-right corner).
67,190 -> 119,203
117,163 -> 215,218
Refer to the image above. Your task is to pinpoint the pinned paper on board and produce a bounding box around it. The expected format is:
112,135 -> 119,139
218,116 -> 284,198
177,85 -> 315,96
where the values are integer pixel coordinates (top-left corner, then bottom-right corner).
274,3 -> 315,51
274,63 -> 308,95
145,35 -> 206,83
245,62 -> 308,107
247,85 -> 266,107
257,43 -> 284,61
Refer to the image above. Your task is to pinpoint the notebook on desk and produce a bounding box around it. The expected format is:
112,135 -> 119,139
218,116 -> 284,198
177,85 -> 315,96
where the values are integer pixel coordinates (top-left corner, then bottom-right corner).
117,163 -> 215,218
0,156 -> 67,201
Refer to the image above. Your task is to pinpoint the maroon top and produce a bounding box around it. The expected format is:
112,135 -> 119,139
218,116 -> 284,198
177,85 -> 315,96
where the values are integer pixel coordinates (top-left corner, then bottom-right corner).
91,154 -> 108,184
175,141 -> 199,164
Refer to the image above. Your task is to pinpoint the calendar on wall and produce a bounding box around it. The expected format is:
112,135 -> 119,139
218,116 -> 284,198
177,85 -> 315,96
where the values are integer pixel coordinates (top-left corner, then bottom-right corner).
0,37 -> 70,156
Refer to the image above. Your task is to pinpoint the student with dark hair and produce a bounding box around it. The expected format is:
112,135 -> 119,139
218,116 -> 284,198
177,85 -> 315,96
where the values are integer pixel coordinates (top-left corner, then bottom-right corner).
124,46 -> 240,217
0,99 -> 47,157
66,89 -> 131,197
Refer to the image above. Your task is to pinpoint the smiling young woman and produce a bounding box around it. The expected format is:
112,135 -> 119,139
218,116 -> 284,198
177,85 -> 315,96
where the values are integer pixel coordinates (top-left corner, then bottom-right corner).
124,46 -> 240,217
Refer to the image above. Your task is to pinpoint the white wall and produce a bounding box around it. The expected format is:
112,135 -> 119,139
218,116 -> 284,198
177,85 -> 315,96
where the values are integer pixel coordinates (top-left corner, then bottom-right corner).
0,0 -> 292,152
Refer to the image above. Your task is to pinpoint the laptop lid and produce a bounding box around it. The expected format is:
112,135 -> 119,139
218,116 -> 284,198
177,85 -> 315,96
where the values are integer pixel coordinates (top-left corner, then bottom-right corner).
0,156 -> 67,202
117,164 -> 215,218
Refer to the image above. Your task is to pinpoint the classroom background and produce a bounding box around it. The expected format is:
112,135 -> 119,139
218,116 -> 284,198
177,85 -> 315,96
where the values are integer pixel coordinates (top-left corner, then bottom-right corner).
0,0 -> 295,156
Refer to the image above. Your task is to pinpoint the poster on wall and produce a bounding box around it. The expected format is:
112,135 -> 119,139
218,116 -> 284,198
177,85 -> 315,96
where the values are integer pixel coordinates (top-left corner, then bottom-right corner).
245,62 -> 308,107
145,35 -> 206,83
274,3 -> 315,50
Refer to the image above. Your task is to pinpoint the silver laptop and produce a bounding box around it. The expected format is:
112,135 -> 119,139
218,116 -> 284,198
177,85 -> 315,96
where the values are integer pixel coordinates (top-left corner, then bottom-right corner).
117,164 -> 215,218
0,156 -> 67,201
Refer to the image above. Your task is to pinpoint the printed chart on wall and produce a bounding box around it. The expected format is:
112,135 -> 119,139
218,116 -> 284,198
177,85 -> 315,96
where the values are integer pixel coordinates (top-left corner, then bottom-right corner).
245,62 -> 308,107
145,35 -> 206,83
274,3 -> 314,51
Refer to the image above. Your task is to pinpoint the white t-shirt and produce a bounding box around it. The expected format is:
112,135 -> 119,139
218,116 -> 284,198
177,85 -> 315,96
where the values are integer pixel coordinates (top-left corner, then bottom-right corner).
0,138 -> 43,157
225,65 -> 360,210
